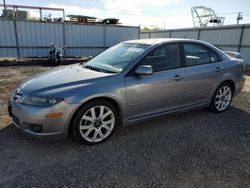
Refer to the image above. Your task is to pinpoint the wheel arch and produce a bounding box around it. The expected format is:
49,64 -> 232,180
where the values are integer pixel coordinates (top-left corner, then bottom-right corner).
210,79 -> 235,113
68,96 -> 123,135
217,79 -> 236,96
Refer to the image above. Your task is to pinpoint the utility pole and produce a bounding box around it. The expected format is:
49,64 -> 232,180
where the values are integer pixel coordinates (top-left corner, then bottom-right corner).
236,12 -> 243,24
3,0 -> 6,9
39,8 -> 42,21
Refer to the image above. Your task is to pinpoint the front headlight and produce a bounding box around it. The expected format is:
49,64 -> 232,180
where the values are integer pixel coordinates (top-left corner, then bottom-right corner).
21,96 -> 64,107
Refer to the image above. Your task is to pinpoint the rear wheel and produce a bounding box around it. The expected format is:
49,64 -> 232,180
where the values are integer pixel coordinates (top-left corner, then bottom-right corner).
210,83 -> 233,113
55,54 -> 61,66
72,100 -> 118,144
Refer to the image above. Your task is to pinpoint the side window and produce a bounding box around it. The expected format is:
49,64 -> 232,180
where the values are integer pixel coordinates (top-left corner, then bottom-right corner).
140,44 -> 181,72
210,49 -> 220,62
184,43 -> 210,66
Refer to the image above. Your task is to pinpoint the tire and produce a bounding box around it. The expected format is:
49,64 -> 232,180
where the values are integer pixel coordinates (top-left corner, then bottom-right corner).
54,55 -> 61,66
72,100 -> 118,145
210,82 -> 233,113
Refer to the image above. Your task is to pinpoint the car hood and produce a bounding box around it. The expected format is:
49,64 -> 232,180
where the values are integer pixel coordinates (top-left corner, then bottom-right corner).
20,64 -> 112,94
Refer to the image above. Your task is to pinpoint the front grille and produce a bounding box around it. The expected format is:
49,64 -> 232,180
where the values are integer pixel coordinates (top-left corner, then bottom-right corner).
12,115 -> 20,126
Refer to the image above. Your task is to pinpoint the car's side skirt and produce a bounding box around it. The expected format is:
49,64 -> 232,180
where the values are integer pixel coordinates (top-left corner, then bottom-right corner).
123,102 -> 210,126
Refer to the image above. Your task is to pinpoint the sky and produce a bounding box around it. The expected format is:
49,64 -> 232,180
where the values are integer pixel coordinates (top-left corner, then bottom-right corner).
3,0 -> 250,28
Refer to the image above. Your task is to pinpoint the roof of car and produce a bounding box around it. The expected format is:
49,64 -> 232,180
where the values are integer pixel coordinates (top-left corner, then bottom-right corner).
124,38 -> 202,45
124,38 -> 231,61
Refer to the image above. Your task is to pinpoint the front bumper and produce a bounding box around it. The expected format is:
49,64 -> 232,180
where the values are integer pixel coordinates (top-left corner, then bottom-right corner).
8,99 -> 78,140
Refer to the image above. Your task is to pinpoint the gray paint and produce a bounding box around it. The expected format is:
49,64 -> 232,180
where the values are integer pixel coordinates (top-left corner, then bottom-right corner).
9,39 -> 245,140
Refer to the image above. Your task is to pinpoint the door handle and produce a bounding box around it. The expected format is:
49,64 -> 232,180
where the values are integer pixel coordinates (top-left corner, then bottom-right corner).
173,75 -> 184,81
216,67 -> 222,72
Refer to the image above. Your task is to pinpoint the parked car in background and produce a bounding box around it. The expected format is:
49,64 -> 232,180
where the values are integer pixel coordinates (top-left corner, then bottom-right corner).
224,50 -> 243,59
214,45 -> 243,59
66,15 -> 119,25
8,39 -> 245,144
100,18 -> 119,25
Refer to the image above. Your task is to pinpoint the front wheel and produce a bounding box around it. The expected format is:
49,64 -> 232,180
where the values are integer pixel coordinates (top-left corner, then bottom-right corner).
72,100 -> 118,144
210,83 -> 233,113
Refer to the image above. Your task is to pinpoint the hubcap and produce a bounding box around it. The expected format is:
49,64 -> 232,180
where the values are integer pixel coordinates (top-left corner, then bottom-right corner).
215,86 -> 232,111
79,106 -> 115,142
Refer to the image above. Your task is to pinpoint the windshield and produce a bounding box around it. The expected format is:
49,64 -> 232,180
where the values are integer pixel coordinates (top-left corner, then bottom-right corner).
84,43 -> 150,73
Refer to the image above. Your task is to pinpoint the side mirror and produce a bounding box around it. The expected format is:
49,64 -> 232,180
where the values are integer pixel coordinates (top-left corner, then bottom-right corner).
135,65 -> 153,75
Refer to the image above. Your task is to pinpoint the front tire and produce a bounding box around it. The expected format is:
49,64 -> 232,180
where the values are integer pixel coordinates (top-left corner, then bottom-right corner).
72,100 -> 118,145
210,83 -> 233,113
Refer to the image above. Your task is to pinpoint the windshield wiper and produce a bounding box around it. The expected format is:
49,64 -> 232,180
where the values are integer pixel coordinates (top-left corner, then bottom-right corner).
84,65 -> 102,72
84,65 -> 117,74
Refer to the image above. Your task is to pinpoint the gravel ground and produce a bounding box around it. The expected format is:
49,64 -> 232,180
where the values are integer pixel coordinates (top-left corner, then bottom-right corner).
0,64 -> 250,187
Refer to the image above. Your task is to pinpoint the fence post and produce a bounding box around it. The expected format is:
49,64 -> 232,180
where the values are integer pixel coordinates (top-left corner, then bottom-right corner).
197,28 -> 201,40
238,25 -> 244,52
149,32 -> 151,38
63,22 -> 66,57
103,25 -> 106,49
138,26 -> 140,39
13,19 -> 20,61
169,30 -> 172,38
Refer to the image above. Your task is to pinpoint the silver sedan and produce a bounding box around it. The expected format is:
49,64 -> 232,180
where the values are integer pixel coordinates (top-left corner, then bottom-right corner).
8,39 -> 246,144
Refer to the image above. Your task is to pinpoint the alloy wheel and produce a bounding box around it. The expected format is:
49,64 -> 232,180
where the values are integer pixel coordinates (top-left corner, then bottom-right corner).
79,105 -> 115,143
214,85 -> 232,111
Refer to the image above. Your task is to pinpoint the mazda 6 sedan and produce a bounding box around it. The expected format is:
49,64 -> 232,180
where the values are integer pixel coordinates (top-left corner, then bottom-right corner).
8,38 -> 245,144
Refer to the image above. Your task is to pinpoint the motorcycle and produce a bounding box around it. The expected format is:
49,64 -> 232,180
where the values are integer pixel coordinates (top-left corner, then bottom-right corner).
48,43 -> 66,65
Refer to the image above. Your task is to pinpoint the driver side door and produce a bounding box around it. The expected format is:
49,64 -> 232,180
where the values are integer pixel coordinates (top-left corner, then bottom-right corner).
125,43 -> 186,120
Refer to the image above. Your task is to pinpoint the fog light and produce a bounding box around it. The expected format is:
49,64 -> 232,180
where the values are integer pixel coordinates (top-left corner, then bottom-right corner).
29,124 -> 43,133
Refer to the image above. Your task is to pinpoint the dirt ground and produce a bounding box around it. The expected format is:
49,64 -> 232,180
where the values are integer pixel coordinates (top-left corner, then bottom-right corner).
0,65 -> 51,129
0,64 -> 250,187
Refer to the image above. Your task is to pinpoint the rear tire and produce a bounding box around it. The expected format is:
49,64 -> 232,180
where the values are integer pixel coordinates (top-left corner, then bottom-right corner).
72,100 -> 118,145
210,83 -> 233,113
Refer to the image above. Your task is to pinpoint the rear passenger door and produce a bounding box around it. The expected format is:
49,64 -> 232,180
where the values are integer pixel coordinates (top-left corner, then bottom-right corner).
182,43 -> 222,107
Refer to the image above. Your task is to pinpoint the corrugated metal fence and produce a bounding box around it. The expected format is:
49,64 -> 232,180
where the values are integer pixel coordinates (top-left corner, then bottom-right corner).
0,19 -> 140,57
140,24 -> 250,65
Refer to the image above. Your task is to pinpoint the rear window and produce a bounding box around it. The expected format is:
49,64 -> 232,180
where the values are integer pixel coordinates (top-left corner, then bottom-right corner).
184,43 -> 210,66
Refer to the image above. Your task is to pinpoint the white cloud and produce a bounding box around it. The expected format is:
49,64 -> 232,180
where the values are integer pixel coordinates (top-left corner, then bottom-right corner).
119,13 -> 193,29
103,0 -> 179,9
44,2 -> 193,28
29,10 -> 40,18
101,0 -> 189,28
102,0 -> 180,14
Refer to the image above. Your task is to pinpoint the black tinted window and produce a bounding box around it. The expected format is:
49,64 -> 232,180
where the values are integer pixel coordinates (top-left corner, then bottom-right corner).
140,44 -> 181,72
184,44 -> 210,66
